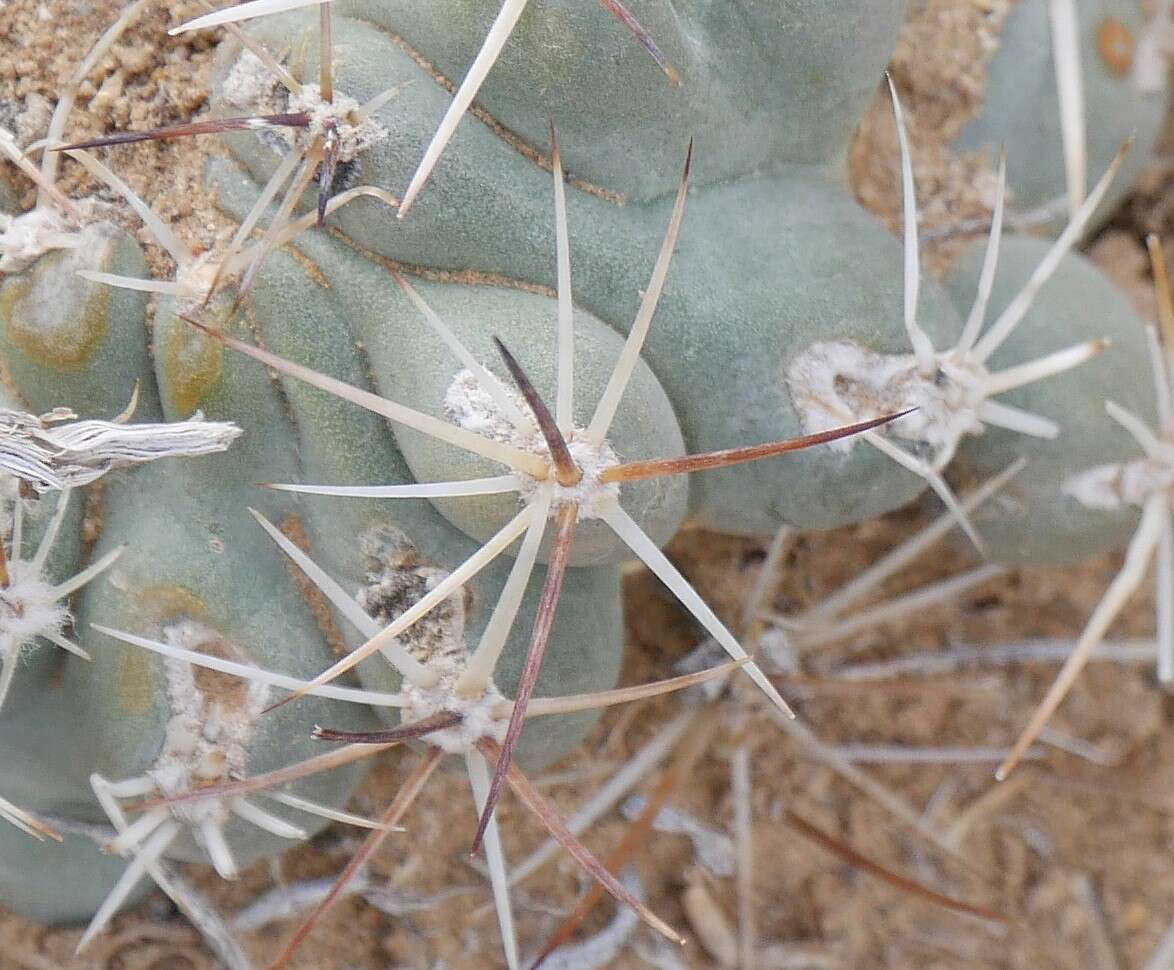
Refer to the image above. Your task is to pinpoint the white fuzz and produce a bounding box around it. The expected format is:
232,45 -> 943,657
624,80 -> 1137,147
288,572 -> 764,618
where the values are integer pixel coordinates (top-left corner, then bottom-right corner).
401,674 -> 508,754
444,368 -> 621,519
223,52 -> 388,162
0,208 -> 82,274
0,564 -> 69,647
786,341 -> 987,469
356,526 -> 509,752
1064,458 -> 1174,511
174,253 -> 223,309
288,85 -> 388,162
222,50 -> 279,115
148,621 -> 270,829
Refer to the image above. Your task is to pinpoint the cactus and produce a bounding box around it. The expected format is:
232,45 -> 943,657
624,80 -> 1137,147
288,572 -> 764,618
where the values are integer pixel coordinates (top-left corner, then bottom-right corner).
0,1 -> 1169,967
953,0 -> 1168,230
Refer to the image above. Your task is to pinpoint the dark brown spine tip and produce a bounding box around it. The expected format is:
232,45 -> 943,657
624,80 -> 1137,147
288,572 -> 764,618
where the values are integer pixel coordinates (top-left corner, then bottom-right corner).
52,113 -> 312,152
600,408 -> 917,483
492,336 -> 581,486
0,539 -> 10,589
311,711 -> 462,745
471,502 -> 579,855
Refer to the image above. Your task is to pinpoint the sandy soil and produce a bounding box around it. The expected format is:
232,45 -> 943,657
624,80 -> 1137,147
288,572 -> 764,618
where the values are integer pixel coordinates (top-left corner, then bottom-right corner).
1,1 -> 1172,968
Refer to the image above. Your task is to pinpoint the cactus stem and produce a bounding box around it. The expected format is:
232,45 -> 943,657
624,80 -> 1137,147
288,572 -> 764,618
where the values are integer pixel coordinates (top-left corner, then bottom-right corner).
493,337 -> 580,486
183,316 -> 548,476
587,141 -> 692,444
472,501 -> 578,853
479,736 -> 685,946
264,503 -> 536,712
0,530 -> 9,589
392,270 -> 530,430
598,411 -> 913,483
887,75 -> 937,377
266,747 -> 443,970
1047,0 -> 1087,218
248,507 -> 436,685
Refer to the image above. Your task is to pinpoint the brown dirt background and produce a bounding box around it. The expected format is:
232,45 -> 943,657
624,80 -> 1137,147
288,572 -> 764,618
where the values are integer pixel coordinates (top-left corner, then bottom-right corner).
1,1 -> 1173,967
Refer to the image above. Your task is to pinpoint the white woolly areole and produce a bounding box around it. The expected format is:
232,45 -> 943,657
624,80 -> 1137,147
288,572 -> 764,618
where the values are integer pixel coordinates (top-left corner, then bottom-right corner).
1062,457 -> 1174,511
355,525 -> 507,753
0,561 -> 68,650
1,208 -> 82,274
222,51 -> 388,162
444,368 -> 622,520
288,85 -> 388,162
175,254 -> 221,310
148,621 -> 270,828
787,340 -> 988,469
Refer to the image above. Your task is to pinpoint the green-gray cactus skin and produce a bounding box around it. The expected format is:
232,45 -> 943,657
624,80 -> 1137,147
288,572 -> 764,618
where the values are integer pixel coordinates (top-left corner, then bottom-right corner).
0,224 -> 152,418
235,243 -> 625,764
946,235 -> 1155,565
333,0 -> 906,197
0,457 -> 135,924
0,248 -> 375,914
211,10 -> 969,540
0,826 -> 139,925
953,0 -> 1166,229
